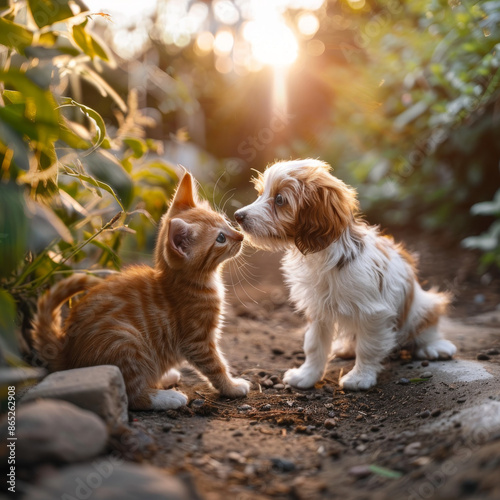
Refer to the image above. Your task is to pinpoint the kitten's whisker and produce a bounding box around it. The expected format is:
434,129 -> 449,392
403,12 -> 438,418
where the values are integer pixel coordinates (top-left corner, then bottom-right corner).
227,261 -> 248,307
234,264 -> 266,294
212,170 -> 227,211
221,190 -> 236,214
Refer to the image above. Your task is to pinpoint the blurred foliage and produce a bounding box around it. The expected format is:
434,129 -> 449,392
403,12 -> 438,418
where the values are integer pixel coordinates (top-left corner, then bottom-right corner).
0,0 -> 178,364
120,0 -> 499,265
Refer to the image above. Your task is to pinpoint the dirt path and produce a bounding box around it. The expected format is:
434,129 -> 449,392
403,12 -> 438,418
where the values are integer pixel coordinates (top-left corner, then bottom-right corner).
129,235 -> 500,500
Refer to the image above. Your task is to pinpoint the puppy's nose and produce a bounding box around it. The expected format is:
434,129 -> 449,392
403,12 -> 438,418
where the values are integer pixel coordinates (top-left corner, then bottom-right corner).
234,210 -> 246,223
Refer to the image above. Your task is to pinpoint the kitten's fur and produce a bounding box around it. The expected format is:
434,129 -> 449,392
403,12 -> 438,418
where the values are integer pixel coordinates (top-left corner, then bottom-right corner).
31,172 -> 250,410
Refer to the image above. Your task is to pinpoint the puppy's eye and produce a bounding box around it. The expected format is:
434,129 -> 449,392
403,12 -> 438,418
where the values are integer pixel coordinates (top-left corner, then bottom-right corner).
216,232 -> 226,243
275,194 -> 284,206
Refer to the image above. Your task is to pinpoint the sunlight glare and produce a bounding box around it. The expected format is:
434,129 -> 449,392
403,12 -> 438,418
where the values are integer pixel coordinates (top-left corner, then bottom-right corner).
245,20 -> 298,67
347,0 -> 366,10
297,12 -> 319,36
214,30 -> 234,55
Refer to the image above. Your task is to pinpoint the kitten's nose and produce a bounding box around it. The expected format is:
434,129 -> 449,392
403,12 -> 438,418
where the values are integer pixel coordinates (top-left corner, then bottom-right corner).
234,210 -> 246,223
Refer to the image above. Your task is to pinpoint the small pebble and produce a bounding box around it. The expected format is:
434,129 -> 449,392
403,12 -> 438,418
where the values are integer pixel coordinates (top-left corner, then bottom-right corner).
457,397 -> 467,403
271,457 -> 296,472
232,430 -> 244,437
228,451 -> 245,463
238,404 -> 252,412
404,442 -> 422,456
328,411 -> 336,418
274,384 -> 285,390
348,465 -> 372,478
162,423 -> 174,433
398,378 -> 410,385
262,379 -> 274,387
260,404 -> 272,411
270,375 -> 280,383
324,418 -> 337,430
477,353 -> 491,361
431,409 -> 441,417
487,348 -> 499,356
421,372 -> 433,379
191,399 -> 205,409
356,444 -> 367,453
419,410 -> 431,419
421,360 -> 429,367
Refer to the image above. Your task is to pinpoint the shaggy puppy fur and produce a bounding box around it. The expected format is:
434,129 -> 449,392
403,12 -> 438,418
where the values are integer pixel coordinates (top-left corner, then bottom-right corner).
235,159 -> 456,390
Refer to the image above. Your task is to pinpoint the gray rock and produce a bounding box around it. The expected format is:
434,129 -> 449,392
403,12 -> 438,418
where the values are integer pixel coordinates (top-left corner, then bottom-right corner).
421,372 -> 433,378
2,399 -> 107,465
21,461 -> 197,500
22,365 -> 128,428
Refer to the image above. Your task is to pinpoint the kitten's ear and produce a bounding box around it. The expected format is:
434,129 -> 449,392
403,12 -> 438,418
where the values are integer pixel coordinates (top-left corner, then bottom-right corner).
169,172 -> 197,214
168,218 -> 194,258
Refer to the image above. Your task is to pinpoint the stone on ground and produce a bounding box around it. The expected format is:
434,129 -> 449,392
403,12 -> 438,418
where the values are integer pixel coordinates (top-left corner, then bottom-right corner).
21,365 -> 128,427
0,399 -> 107,465
21,461 -> 198,500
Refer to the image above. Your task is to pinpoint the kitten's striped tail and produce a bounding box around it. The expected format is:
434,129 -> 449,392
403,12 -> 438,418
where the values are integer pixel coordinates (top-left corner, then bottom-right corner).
31,274 -> 101,370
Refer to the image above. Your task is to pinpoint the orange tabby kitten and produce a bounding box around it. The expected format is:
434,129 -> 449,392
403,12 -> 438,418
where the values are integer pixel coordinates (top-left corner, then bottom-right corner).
31,171 -> 250,410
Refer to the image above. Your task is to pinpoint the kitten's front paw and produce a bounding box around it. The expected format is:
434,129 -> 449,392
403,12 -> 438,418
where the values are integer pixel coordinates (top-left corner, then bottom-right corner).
221,378 -> 250,398
151,389 -> 188,410
416,339 -> 457,360
339,369 -> 377,391
283,366 -> 321,389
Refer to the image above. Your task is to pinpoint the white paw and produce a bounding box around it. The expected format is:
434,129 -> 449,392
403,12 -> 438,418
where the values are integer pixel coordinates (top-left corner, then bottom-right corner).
339,369 -> 377,391
151,389 -> 188,410
283,366 -> 321,389
161,368 -> 181,387
221,378 -> 250,398
416,340 -> 457,360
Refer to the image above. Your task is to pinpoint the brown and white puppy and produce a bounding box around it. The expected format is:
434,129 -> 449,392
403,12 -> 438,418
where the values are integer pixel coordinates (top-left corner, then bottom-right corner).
235,159 -> 456,390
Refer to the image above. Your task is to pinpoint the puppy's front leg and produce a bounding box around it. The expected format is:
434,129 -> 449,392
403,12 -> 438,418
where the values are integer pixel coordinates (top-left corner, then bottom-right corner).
340,314 -> 396,391
284,320 -> 334,389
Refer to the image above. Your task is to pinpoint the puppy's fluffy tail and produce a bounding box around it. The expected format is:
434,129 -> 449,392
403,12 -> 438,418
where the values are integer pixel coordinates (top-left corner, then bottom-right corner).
414,287 -> 451,335
31,274 -> 101,370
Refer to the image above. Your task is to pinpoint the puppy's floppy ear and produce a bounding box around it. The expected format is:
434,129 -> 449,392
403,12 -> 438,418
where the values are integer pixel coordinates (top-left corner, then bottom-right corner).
294,176 -> 358,255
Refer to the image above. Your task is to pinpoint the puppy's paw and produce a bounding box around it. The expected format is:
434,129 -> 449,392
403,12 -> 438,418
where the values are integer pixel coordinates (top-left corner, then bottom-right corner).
161,368 -> 181,387
416,339 -> 456,360
283,366 -> 321,389
221,378 -> 250,398
339,369 -> 377,391
151,389 -> 188,410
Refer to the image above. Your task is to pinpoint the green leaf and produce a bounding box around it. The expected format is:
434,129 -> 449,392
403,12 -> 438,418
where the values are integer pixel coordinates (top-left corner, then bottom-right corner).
0,17 -> 34,54
61,165 -> 126,211
368,465 -> 403,479
123,137 -> 147,159
0,290 -> 19,358
0,69 -> 60,131
72,19 -> 110,61
26,200 -> 74,253
28,0 -> 75,28
0,119 -> 30,171
79,150 -> 134,209
0,184 -> 28,279
59,97 -> 106,153
2,90 -> 24,105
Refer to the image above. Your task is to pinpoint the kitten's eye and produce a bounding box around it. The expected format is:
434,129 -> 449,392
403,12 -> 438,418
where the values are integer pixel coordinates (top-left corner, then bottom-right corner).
275,194 -> 284,206
216,232 -> 226,243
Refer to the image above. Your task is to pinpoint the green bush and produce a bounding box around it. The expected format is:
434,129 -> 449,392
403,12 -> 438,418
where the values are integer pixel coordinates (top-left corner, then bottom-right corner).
0,0 -> 177,364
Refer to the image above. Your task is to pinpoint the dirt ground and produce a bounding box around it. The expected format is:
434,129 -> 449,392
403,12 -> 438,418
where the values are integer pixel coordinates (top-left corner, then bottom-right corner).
124,229 -> 500,500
